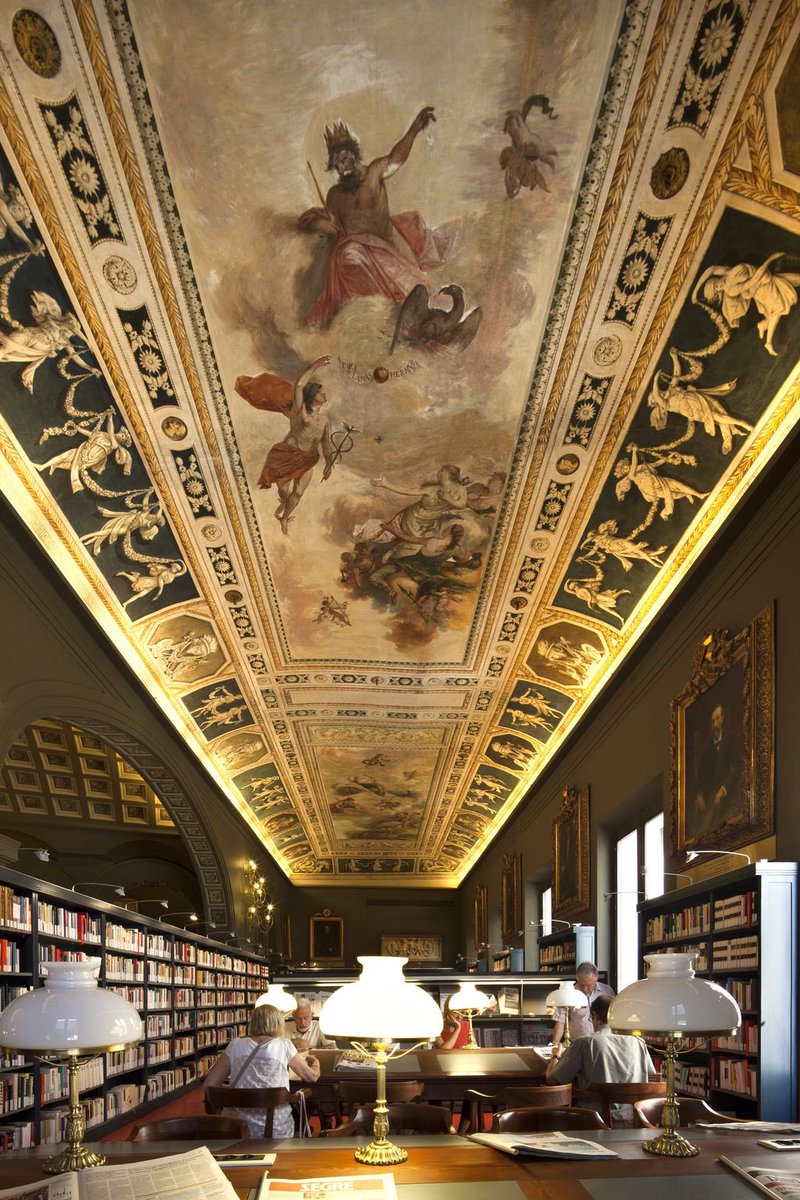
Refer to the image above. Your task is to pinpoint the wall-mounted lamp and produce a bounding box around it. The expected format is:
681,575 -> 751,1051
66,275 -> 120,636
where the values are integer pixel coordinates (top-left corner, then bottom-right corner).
244,860 -> 277,935
529,918 -> 574,931
685,849 -> 751,865
71,883 -> 125,898
158,909 -> 198,924
602,891 -> 645,902
18,847 -> 51,862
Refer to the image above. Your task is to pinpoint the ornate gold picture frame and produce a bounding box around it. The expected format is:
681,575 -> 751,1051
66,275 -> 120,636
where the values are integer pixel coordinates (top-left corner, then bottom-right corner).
553,786 -> 589,918
500,854 -> 522,941
473,882 -> 488,953
671,604 -> 774,857
309,908 -> 344,965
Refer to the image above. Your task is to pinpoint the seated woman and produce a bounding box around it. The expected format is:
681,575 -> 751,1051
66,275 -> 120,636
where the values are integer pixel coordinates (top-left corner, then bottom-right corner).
202,1003 -> 320,1136
435,996 -> 470,1049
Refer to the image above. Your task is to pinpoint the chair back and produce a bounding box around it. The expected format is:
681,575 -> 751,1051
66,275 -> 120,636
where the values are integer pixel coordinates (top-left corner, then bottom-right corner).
205,1085 -> 310,1137
129,1115 -> 248,1141
633,1096 -> 745,1129
324,1102 -> 456,1136
334,1080 -> 423,1121
461,1083 -> 572,1136
494,1106 -> 609,1133
576,1080 -> 666,1127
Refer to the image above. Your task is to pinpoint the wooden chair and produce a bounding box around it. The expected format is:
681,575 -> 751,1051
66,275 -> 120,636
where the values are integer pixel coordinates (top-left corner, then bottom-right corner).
204,1085 -> 312,1137
333,1080 -> 424,1125
129,1115 -> 248,1141
461,1083 -> 572,1136
493,1106 -> 609,1134
323,1102 -> 456,1136
633,1097 -> 746,1129
574,1080 -> 666,1128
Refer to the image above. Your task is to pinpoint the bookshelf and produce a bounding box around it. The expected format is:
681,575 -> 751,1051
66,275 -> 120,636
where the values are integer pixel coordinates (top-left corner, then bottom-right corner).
537,925 -> 596,975
273,969 -> 560,1049
637,860 -> 797,1120
0,865 -> 269,1152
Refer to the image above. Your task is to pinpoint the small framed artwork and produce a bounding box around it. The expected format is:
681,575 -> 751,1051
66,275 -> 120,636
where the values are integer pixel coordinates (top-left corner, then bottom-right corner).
501,854 -> 522,942
671,604 -> 774,857
379,934 -> 442,963
473,883 -> 488,953
309,908 -> 344,965
553,786 -> 590,918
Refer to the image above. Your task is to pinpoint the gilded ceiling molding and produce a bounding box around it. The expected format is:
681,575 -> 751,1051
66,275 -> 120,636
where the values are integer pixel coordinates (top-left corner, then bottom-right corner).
0,83 -> 286,852
70,0 -> 284,670
729,97 -> 800,215
471,0 -> 683,663
503,0 -> 800,692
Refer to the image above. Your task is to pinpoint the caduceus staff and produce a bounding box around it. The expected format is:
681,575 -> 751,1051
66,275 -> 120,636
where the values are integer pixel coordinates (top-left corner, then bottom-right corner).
328,422 -> 361,469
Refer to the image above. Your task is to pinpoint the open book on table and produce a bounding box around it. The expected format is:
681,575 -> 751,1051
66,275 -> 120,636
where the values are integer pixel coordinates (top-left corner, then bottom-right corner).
720,1156 -> 800,1198
0,1146 -> 238,1200
469,1130 -> 619,1159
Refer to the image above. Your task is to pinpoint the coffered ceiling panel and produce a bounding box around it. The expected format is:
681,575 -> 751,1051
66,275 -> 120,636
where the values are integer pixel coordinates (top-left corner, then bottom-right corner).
0,0 -> 797,884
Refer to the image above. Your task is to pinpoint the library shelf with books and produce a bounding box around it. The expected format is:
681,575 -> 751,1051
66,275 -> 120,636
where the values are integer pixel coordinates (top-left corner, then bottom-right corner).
536,925 -> 596,975
273,970 -> 563,1048
0,865 -> 270,1152
637,860 -> 797,1120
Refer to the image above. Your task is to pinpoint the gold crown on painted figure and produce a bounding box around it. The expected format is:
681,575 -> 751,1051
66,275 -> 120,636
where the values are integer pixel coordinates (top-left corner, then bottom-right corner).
324,120 -> 356,155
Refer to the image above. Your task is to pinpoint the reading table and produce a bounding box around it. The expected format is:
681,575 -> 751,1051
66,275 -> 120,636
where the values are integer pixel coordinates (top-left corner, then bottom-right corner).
1,1130 -> 797,1197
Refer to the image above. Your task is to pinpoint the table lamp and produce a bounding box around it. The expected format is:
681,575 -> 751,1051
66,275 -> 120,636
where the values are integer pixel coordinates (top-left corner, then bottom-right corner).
545,980 -> 589,1048
449,981 -> 490,1050
254,982 -> 296,1013
0,959 -> 142,1173
319,956 -> 442,1165
609,951 -> 741,1157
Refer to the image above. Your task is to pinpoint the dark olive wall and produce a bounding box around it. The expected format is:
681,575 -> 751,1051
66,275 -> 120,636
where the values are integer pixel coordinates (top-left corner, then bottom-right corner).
457,429 -> 800,984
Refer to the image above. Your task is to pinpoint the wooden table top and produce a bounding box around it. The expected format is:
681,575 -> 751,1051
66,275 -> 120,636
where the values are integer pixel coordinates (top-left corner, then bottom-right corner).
3,1130 -> 799,1198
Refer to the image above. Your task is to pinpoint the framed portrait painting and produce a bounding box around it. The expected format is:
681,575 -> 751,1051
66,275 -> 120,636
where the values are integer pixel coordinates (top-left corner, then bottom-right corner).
309,908 -> 344,965
671,604 -> 774,857
553,786 -> 590,918
501,854 -> 522,942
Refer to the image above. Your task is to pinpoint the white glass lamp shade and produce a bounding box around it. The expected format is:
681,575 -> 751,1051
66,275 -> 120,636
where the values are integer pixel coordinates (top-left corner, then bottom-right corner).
254,983 -> 296,1014
545,981 -> 589,1010
609,953 -> 741,1036
319,956 -> 442,1042
450,983 -> 490,1013
0,960 -> 143,1053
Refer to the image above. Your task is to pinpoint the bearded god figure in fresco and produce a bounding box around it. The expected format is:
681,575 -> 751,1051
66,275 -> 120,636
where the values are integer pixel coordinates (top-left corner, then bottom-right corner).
298,107 -> 461,327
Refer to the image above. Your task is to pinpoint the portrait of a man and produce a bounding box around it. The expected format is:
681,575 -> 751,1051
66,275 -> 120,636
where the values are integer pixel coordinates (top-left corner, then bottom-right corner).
309,910 -> 343,963
684,659 -> 745,844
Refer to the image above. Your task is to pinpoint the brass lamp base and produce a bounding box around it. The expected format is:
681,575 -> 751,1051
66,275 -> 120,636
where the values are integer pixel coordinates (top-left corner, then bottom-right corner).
354,1138 -> 408,1165
44,1144 -> 106,1175
643,1130 -> 700,1158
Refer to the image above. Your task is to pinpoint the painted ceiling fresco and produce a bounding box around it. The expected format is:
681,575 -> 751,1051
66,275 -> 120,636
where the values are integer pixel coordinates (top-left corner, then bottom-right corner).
0,0 -> 798,885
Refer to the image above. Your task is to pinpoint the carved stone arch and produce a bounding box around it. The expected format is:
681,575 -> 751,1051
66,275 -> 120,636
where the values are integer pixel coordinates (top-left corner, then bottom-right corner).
71,717 -> 233,929
0,694 -> 233,929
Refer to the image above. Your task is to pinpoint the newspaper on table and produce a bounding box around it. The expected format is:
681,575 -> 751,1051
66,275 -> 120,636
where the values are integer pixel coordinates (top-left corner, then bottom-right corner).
468,1130 -> 619,1159
0,1146 -> 238,1200
256,1176 -> 397,1199
699,1123 -> 800,1133
720,1155 -> 800,1198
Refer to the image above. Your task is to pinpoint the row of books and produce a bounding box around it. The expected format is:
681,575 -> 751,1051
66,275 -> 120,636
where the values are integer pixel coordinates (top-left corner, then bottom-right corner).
726,977 -> 757,1009
40,1058 -> 103,1104
106,1046 -> 145,1077
538,940 -> 576,966
0,888 -> 31,931
713,935 -> 759,970
107,984 -> 144,1007
37,904 -> 100,943
0,1072 -> 33,1115
40,1098 -> 105,1144
644,902 -> 711,944
146,1064 -> 197,1101
146,1014 -> 171,1037
0,1120 -> 33,1150
713,1056 -> 758,1096
713,1019 -> 759,1054
713,891 -> 758,930
0,984 -> 28,1008
0,939 -> 22,972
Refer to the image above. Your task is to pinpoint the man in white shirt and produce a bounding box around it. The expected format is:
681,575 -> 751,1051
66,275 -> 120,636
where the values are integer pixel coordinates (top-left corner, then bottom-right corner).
551,961 -> 614,1054
284,999 -> 337,1051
